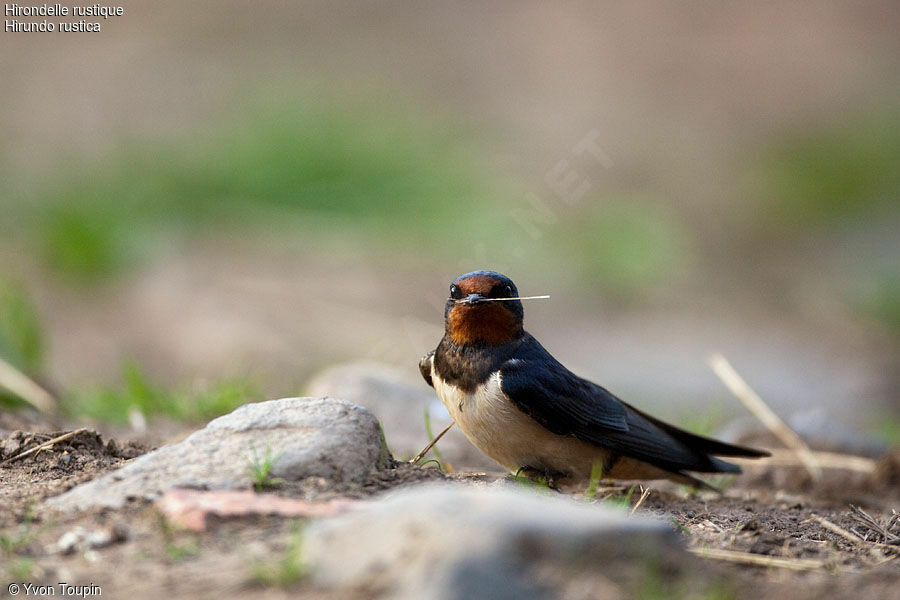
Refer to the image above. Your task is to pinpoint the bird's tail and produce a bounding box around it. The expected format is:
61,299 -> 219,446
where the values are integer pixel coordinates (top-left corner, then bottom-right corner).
626,403 -> 770,459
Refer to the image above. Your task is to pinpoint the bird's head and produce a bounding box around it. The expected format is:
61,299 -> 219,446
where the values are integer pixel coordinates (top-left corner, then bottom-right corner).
444,270 -> 526,347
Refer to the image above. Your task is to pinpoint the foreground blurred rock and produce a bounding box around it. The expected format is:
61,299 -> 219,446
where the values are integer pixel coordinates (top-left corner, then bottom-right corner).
46,397 -> 388,511
307,361 -> 503,471
305,484 -> 686,600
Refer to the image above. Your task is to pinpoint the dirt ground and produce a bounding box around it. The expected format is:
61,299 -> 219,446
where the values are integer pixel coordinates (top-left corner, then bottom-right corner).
1,419 -> 897,600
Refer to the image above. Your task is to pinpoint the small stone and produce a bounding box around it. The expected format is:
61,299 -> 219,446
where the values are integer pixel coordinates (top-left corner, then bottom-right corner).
55,529 -> 85,554
52,524 -> 129,554
86,530 -> 113,548
0,435 -> 22,458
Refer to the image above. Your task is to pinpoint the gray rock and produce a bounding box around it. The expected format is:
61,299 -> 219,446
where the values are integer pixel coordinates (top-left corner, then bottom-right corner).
46,397 -> 389,511
305,484 -> 683,600
306,362 -> 503,471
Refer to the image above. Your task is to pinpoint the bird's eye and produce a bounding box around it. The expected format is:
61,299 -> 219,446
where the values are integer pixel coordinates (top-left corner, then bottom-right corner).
450,284 -> 462,299
504,285 -> 513,297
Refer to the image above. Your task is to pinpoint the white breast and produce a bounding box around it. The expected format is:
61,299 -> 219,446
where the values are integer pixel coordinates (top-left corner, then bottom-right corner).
432,370 -> 519,466
430,363 -> 603,478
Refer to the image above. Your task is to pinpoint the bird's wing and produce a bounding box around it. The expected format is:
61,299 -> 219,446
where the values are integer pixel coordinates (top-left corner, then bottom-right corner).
498,335 -> 761,474
418,351 -> 435,388
498,349 -> 630,435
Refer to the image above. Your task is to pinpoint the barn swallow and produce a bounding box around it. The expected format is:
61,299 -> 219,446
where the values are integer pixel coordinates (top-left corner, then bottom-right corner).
419,270 -> 769,488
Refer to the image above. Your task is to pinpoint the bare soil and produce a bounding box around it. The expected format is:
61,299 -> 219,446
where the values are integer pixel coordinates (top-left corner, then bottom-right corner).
1,421 -> 897,600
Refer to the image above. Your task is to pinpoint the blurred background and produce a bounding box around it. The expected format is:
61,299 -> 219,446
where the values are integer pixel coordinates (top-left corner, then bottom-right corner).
0,2 -> 897,444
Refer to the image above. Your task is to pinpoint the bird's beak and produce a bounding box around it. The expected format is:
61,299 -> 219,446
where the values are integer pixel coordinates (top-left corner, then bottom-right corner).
460,293 -> 486,304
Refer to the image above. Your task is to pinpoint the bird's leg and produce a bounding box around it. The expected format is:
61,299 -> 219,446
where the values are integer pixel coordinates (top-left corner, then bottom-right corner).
516,465 -> 568,491
542,467 -> 568,490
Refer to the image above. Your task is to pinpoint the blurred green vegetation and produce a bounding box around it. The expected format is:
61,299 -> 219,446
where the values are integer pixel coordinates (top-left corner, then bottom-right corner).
677,404 -> 725,438
854,273 -> 900,334
747,107 -> 900,332
0,278 -> 44,374
0,279 -> 45,410
869,412 -> 900,447
548,200 -> 693,300
62,362 -> 260,424
250,522 -> 306,587
751,108 -> 900,230
3,96 -> 897,299
10,96 -> 510,283
5,92 -> 695,305
0,277 -> 258,421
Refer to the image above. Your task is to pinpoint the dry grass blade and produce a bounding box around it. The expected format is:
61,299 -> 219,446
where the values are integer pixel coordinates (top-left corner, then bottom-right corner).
0,355 -> 56,414
702,519 -> 724,533
630,486 -> 651,516
1,428 -> 88,464
409,422 -> 454,465
732,449 -> 874,473
874,554 -> 897,567
688,547 -> 828,571
708,353 -> 821,481
848,504 -> 900,545
808,515 -> 889,558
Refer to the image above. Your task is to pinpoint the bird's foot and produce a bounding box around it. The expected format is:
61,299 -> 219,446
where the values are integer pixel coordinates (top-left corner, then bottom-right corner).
514,465 -> 568,491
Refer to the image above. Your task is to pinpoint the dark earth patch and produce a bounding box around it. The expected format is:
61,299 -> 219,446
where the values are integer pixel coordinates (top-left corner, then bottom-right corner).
1,429 -> 149,526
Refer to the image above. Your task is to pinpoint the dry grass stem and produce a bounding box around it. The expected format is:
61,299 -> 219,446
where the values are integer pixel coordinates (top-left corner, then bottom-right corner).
1,428 -> 88,464
688,547 -> 829,571
702,519 -> 724,533
809,515 -> 889,559
0,355 -> 56,414
810,515 -> 866,544
848,504 -> 900,545
874,554 -> 897,567
708,353 -> 821,481
630,486 -> 651,515
732,449 -> 875,473
409,422 -> 454,465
